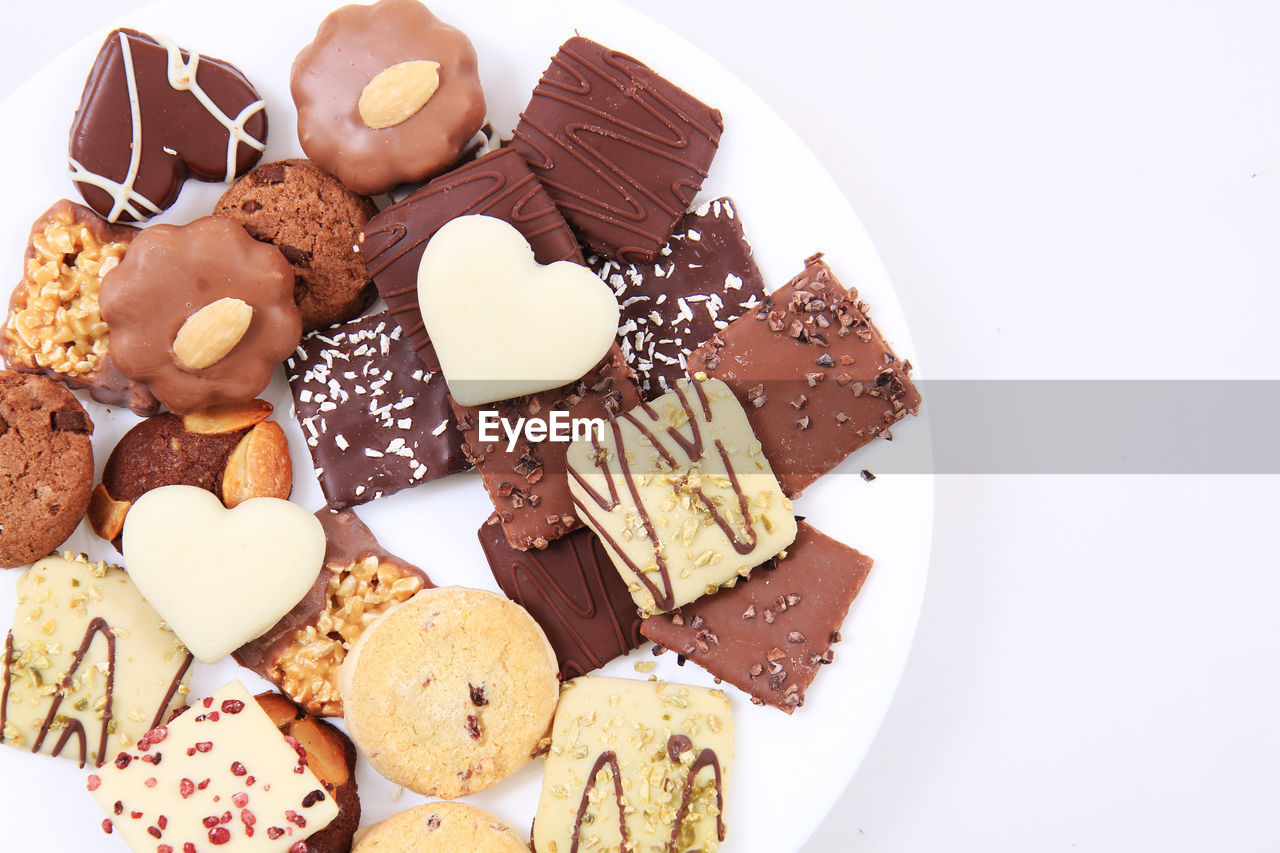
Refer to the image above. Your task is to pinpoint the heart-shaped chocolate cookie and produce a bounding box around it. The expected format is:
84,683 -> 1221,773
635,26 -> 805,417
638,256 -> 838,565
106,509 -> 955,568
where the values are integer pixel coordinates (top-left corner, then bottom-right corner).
68,29 -> 268,223
122,486 -> 324,663
417,215 -> 620,406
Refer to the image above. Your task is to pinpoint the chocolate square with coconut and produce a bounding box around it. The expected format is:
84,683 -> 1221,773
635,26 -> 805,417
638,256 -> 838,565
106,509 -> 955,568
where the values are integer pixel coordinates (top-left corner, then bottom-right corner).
589,197 -> 766,400
688,254 -> 922,498
287,311 -> 468,509
640,520 -> 873,713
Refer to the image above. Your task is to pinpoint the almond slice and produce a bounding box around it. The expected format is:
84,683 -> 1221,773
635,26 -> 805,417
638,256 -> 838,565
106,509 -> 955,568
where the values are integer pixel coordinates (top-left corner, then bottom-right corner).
182,399 -> 274,435
358,60 -> 441,130
222,421 -> 293,508
172,297 -> 253,370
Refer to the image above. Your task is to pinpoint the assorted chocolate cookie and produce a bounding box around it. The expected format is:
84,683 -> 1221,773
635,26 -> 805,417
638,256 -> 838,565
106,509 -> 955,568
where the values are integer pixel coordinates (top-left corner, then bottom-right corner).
235,508 -> 433,717
215,159 -> 379,332
88,399 -> 291,550
0,370 -> 94,568
99,215 -> 301,414
0,7 -> 927,852
3,200 -> 158,414
292,0 -> 486,195
69,29 -> 267,223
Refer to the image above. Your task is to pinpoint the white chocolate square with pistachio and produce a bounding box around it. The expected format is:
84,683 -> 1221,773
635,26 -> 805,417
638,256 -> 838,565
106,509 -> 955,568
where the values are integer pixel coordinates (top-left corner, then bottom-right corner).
87,680 -> 339,853
0,553 -> 192,767
533,675 -> 734,853
567,377 -> 796,616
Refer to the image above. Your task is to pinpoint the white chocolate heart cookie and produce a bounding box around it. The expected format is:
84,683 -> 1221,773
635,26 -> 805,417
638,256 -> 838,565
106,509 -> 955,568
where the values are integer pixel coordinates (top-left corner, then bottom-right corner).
417,214 -> 620,406
122,485 -> 325,663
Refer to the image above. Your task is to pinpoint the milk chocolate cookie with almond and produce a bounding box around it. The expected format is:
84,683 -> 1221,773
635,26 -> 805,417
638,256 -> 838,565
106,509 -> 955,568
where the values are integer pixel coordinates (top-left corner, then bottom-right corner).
2,199 -> 158,414
292,0 -> 486,195
235,508 -> 432,717
215,159 -> 378,332
0,371 -> 94,568
99,215 -> 300,414
88,399 -> 291,551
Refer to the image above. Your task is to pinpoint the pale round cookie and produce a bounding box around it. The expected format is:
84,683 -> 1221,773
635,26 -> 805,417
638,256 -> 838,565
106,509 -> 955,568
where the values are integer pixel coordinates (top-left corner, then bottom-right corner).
338,586 -> 558,798
353,802 -> 528,852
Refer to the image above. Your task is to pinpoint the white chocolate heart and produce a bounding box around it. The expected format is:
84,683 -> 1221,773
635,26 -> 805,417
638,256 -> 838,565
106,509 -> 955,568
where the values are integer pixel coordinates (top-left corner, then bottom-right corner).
122,485 -> 325,663
417,214 -> 621,406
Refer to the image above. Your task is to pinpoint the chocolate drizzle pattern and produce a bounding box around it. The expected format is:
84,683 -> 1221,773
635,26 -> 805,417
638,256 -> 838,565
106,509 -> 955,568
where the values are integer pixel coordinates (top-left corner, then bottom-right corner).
512,37 -> 724,263
570,751 -> 629,853
571,381 -> 762,612
479,524 -> 644,680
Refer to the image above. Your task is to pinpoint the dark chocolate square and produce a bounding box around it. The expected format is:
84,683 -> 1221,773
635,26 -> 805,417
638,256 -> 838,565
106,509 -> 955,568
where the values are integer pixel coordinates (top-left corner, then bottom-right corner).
357,147 -> 584,361
640,520 -> 873,713
287,312 -> 469,509
687,255 -> 922,498
589,197 -> 766,400
450,344 -> 640,551
512,36 -> 724,264
478,521 -> 644,680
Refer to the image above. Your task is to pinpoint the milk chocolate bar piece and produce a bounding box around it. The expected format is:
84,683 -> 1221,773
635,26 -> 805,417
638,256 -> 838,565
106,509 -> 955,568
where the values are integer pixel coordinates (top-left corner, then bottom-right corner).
533,675 -> 733,853
357,147 -> 583,361
287,312 -> 468,509
451,344 -> 638,551
688,254 -> 921,498
590,197 -> 766,399
512,37 -> 724,264
566,377 -> 797,617
478,522 -> 643,680
641,520 -> 873,713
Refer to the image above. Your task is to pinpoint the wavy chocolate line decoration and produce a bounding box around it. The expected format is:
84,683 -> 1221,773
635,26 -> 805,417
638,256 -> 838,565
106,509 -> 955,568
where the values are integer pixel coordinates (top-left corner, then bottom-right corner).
571,382 -> 759,610
669,747 -> 727,850
570,750 -> 629,853
2,616 -> 193,768
511,37 -> 723,263
499,532 -> 641,679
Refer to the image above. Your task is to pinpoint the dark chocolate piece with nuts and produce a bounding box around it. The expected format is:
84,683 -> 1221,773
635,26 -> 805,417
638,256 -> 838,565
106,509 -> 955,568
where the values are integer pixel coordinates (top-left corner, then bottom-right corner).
2,199 -> 158,414
588,196 -> 766,399
641,520 -> 872,713
286,311 -> 469,510
88,398 -> 291,551
450,344 -> 640,551
688,253 -> 922,498
235,508 -> 432,717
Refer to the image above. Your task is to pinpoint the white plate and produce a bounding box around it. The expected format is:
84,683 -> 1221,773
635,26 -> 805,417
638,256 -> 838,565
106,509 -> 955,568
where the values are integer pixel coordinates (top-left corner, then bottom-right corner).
0,0 -> 934,849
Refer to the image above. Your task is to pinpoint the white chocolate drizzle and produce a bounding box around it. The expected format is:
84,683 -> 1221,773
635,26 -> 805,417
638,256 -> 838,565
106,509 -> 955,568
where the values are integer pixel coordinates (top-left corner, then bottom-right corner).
68,31 -> 267,222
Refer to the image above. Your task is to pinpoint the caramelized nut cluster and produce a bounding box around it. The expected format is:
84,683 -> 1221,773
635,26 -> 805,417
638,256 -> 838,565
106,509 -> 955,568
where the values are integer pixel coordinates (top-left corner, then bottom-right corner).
274,556 -> 424,715
6,209 -> 129,378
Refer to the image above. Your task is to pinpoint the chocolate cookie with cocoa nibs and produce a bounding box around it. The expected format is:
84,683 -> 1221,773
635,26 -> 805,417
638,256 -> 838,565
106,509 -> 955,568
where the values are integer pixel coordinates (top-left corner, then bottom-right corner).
0,370 -> 95,568
215,159 -> 378,332
286,311 -> 469,510
89,399 -> 291,551
640,520 -> 873,713
688,253 -> 922,498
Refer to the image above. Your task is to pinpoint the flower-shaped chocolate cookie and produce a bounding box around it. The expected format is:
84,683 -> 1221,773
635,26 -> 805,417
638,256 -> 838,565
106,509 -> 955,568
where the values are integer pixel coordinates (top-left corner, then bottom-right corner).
99,215 -> 301,414
291,0 -> 487,195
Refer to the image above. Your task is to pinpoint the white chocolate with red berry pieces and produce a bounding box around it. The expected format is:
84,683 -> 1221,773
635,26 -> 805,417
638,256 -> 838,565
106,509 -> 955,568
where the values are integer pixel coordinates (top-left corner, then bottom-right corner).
86,680 -> 339,853
0,552 -> 192,767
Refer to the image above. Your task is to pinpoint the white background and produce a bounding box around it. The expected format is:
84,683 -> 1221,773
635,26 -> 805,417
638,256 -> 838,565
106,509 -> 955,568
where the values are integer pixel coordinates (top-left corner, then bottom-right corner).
3,1 -> 1278,851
